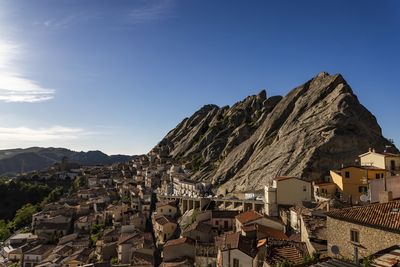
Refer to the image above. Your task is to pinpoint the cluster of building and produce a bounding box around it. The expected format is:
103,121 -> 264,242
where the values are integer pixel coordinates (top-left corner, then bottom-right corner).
0,148 -> 399,267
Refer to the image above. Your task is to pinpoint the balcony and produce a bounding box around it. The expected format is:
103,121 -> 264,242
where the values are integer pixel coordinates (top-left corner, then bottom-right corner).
389,166 -> 400,172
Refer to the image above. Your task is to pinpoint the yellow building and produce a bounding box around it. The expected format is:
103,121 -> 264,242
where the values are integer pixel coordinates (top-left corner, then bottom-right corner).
330,166 -> 385,203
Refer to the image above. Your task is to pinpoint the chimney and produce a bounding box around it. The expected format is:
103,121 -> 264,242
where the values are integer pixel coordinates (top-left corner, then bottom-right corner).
372,148 -> 376,153
379,191 -> 393,203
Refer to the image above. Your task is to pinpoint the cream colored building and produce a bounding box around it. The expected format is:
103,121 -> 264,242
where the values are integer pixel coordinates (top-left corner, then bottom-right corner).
153,215 -> 177,244
155,202 -> 178,218
313,182 -> 338,202
264,177 -> 312,216
359,149 -> 400,177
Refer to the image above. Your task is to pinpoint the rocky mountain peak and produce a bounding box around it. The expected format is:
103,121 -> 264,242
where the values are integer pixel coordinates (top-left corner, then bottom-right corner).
153,73 -> 396,193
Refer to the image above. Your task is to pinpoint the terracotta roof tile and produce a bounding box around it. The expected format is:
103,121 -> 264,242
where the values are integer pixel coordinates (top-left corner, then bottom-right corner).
219,232 -> 258,258
326,201 -> 400,233
164,237 -> 195,248
235,211 -> 263,224
242,223 -> 288,240
266,240 -> 308,266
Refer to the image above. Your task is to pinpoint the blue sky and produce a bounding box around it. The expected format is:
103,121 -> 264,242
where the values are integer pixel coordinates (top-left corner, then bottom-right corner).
0,0 -> 399,155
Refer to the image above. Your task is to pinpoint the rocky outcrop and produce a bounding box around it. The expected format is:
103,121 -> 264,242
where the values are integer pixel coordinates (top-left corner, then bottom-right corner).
152,72 -> 397,193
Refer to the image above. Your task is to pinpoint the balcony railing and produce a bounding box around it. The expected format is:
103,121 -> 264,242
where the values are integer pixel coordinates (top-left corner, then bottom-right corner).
314,192 -> 336,199
389,166 -> 400,172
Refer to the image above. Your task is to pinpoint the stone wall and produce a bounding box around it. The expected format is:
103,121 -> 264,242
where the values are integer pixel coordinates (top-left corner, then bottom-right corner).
327,217 -> 400,260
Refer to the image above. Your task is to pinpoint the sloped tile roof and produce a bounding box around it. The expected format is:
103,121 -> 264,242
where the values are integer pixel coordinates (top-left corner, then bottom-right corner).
326,201 -> 400,233
235,211 -> 263,224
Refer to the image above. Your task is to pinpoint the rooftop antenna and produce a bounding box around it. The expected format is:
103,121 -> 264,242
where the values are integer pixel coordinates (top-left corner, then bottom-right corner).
384,144 -> 392,153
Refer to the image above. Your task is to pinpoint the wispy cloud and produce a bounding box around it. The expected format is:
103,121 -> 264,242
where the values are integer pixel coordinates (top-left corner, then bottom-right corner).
0,126 -> 85,142
39,12 -> 99,29
42,14 -> 80,29
35,1 -> 175,29
126,0 -> 175,24
0,40 -> 54,103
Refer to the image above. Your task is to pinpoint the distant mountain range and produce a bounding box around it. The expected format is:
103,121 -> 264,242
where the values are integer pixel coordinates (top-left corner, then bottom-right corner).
0,147 -> 133,176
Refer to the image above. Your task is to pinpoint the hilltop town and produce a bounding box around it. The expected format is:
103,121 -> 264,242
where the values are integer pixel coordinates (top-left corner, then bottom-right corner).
0,147 -> 399,267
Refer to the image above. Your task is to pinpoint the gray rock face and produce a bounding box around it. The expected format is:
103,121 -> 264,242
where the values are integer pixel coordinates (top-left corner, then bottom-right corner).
153,73 -> 397,193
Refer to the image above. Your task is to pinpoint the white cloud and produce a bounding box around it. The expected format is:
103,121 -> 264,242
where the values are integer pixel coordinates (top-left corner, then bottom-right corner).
0,40 -> 54,103
0,126 -> 84,142
127,0 -> 175,24
39,13 -> 96,29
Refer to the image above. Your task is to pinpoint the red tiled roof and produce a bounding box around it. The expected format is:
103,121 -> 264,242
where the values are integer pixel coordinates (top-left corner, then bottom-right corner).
235,211 -> 263,224
268,243 -> 307,265
326,201 -> 400,233
242,223 -> 288,240
220,232 -> 258,258
131,252 -> 154,266
164,237 -> 195,248
265,240 -> 309,266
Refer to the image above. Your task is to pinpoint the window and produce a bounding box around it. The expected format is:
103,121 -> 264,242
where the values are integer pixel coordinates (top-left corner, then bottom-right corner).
224,220 -> 229,229
233,258 -> 240,267
345,171 -> 350,178
350,229 -> 359,243
169,209 -> 172,213
376,173 -> 380,179
390,160 -> 396,171
358,186 -> 367,193
303,186 -> 307,192
215,220 -> 219,225
160,209 -> 163,212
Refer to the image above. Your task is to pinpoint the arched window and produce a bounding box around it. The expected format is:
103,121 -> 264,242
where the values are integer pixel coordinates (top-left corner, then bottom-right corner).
390,160 -> 396,171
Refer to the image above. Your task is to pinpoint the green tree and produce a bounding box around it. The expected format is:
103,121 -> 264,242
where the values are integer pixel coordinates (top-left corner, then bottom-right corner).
9,204 -> 37,231
110,257 -> 118,265
40,186 -> 64,208
90,223 -> 104,246
0,220 -> 11,241
276,260 -> 293,267
362,255 -> 375,267
69,176 -> 86,194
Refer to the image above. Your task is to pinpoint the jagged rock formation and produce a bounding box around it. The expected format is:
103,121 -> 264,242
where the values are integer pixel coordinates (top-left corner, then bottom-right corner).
153,72 -> 397,193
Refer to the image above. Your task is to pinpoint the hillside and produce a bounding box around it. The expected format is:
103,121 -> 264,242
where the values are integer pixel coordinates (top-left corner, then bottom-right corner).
152,72 -> 397,193
0,147 -> 132,176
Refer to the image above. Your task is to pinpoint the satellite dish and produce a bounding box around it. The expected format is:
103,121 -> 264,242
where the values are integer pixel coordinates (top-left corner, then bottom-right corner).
331,245 -> 340,255
360,194 -> 369,202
